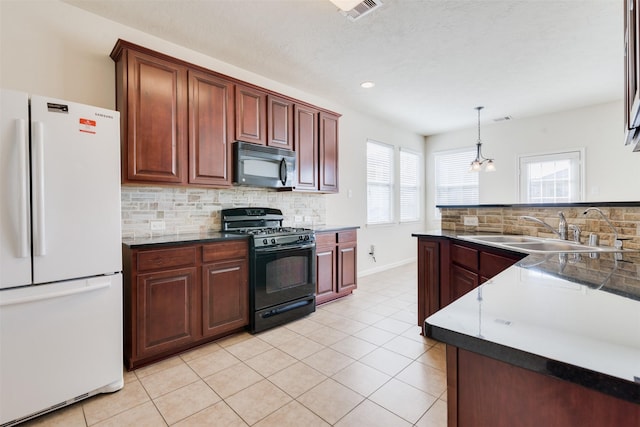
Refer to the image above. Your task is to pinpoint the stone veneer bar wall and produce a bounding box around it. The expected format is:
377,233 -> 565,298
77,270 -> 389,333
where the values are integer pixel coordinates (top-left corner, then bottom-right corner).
121,186 -> 326,239
440,205 -> 640,250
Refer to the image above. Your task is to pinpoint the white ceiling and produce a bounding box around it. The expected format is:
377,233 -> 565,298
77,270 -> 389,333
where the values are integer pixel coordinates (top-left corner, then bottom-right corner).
64,0 -> 622,135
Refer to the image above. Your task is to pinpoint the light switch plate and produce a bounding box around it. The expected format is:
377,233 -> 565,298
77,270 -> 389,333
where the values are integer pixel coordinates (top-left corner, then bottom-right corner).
463,216 -> 479,226
150,220 -> 165,231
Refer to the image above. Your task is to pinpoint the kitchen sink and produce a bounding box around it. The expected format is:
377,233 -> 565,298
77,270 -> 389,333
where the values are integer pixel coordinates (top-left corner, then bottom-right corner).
457,235 -> 633,254
460,235 -> 542,243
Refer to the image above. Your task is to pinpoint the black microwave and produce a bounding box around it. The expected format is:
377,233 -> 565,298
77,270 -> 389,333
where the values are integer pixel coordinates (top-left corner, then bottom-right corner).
233,141 -> 296,189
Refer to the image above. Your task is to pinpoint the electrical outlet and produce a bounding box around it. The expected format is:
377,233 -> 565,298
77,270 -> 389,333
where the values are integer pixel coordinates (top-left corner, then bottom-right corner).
150,220 -> 165,231
463,216 -> 479,226
369,245 -> 375,255
303,216 -> 312,222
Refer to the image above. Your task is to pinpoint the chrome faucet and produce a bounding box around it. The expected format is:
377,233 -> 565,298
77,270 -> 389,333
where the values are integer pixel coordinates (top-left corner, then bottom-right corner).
568,224 -> 581,243
558,212 -> 568,240
521,212 -> 568,240
583,207 -> 621,249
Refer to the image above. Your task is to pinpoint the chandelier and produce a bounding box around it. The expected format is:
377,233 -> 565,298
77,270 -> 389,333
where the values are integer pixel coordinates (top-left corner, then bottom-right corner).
469,106 -> 496,172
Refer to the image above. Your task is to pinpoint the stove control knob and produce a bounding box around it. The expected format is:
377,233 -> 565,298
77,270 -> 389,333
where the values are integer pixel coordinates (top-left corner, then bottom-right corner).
263,239 -> 268,245
271,238 -> 276,245
304,235 -> 310,241
298,235 -> 304,241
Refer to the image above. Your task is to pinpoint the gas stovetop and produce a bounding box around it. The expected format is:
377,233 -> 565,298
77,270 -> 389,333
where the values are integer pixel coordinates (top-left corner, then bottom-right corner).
221,208 -> 315,248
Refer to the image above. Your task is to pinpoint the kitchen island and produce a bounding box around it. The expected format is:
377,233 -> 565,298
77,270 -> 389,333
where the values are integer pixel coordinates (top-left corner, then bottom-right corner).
414,231 -> 640,426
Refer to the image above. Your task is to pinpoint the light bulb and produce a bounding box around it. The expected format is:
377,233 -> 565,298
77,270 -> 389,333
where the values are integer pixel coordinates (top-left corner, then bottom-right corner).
485,160 -> 496,172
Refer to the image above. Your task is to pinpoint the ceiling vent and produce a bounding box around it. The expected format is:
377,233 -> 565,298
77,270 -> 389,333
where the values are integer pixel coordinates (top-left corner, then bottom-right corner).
342,0 -> 383,21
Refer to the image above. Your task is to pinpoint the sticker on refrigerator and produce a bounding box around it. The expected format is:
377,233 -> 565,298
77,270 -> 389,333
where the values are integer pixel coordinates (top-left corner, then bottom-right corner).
79,118 -> 96,134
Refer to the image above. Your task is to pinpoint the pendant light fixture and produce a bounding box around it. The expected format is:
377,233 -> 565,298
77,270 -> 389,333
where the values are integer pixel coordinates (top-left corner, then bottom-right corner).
469,106 -> 496,172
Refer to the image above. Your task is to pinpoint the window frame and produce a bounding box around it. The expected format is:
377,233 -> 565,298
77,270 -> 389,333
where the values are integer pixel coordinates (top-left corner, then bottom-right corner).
517,148 -> 585,203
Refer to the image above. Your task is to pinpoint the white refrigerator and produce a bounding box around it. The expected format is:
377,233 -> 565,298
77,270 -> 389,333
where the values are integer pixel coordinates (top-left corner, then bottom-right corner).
0,89 -> 124,426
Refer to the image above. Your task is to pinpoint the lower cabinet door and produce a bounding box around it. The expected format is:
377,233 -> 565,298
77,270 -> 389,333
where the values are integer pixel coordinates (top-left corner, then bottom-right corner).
449,264 -> 479,304
202,259 -> 249,337
315,244 -> 337,303
338,243 -> 357,292
136,267 -> 198,358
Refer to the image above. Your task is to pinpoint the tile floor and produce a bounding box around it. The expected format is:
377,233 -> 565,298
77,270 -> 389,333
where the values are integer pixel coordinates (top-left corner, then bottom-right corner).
23,262 -> 447,426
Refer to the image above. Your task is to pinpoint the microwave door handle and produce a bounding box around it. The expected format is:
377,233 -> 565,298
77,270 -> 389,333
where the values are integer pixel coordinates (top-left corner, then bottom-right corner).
279,158 -> 287,186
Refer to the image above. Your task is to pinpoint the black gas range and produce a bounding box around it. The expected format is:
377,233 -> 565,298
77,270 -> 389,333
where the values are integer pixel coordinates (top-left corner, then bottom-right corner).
221,208 -> 316,333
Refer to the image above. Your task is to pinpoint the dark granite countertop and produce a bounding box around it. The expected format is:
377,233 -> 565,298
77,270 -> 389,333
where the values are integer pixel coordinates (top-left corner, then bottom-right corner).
313,225 -> 360,232
421,233 -> 640,403
122,231 -> 249,249
122,225 -> 359,249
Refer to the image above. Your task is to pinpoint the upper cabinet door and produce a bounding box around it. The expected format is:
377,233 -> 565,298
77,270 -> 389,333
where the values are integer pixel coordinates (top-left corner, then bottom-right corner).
124,49 -> 188,184
294,104 -> 319,191
267,95 -> 294,150
235,84 -> 266,145
188,70 -> 234,187
319,112 -> 339,193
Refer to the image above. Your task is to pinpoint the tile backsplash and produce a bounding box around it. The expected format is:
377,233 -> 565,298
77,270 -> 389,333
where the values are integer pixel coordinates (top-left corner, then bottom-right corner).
121,186 -> 326,238
441,205 -> 640,250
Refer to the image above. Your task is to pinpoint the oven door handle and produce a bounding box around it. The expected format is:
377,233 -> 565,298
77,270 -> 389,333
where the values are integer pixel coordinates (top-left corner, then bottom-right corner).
254,242 -> 315,254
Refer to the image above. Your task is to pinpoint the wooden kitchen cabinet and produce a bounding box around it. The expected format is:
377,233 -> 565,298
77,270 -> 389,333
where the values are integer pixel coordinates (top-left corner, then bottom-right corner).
315,229 -> 357,304
267,95 -> 294,150
136,266 -> 198,359
122,239 -> 249,369
447,345 -> 640,427
337,230 -> 357,292
294,106 -> 340,193
450,264 -> 479,302
294,104 -> 319,191
201,241 -> 249,337
319,112 -> 339,193
112,39 -> 341,191
112,40 -> 233,188
235,84 -> 267,145
416,236 -> 525,329
188,69 -> 234,187
112,44 -> 188,184
315,234 -> 337,303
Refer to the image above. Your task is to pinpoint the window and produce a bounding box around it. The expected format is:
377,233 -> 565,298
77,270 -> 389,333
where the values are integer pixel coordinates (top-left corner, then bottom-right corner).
518,150 -> 583,203
400,149 -> 420,222
434,148 -> 479,208
367,140 -> 394,225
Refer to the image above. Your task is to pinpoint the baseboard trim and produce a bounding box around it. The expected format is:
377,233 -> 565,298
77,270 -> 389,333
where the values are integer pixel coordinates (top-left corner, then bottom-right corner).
358,257 -> 416,278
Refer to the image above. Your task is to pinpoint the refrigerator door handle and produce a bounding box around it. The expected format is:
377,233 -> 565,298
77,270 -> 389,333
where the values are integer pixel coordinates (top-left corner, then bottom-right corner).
0,277 -> 112,307
32,121 -> 46,257
16,119 -> 29,258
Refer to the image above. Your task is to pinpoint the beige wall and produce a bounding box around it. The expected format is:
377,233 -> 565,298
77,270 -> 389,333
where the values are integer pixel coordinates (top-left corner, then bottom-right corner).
424,102 -> 640,229
0,0 -> 425,275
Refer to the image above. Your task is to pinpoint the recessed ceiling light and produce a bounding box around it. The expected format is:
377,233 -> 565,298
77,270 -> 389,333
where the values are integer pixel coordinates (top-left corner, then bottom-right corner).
360,81 -> 375,89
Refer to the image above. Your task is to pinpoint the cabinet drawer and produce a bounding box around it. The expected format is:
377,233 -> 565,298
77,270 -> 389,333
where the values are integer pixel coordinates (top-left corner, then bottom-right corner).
203,240 -> 248,263
137,246 -> 197,272
451,244 -> 478,271
480,251 -> 521,278
316,232 -> 337,246
337,230 -> 357,243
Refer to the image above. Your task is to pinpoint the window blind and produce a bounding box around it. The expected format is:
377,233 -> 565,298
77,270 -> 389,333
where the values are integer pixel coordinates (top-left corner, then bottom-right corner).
434,148 -> 479,206
400,149 -> 420,222
367,140 -> 394,224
